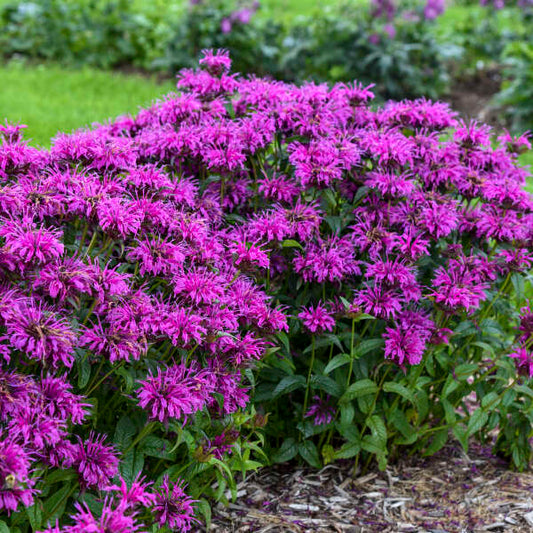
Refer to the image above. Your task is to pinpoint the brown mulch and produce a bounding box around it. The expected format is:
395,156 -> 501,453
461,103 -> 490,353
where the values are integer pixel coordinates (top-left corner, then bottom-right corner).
206,442 -> 533,532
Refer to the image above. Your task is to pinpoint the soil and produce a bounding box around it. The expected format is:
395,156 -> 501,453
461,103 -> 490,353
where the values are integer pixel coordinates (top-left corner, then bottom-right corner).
444,69 -> 504,128
206,441 -> 533,532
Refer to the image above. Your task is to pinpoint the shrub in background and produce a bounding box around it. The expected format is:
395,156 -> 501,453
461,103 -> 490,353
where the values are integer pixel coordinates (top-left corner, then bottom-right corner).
495,39 -> 533,133
1,50 -> 533,531
0,0 -> 172,69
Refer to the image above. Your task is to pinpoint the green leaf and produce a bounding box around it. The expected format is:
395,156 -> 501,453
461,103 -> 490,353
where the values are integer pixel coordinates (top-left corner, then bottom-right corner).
196,499 -> 212,530
272,375 -> 306,398
282,239 -> 303,250
272,438 -> 298,463
45,468 -> 76,485
454,363 -> 478,381
354,338 -> 384,357
0,521 -> 9,533
340,378 -> 378,403
361,434 -> 387,456
423,429 -> 449,456
77,355 -> 91,389
453,424 -> 469,452
43,484 -> 72,523
114,416 -> 136,452
298,441 -> 321,468
310,375 -> 343,398
481,392 -> 500,410
120,449 -> 145,487
467,408 -> 488,437
383,382 -> 415,404
26,503 -> 42,531
324,353 -> 351,375
367,414 -> 387,446
334,441 -> 361,460
140,436 -> 176,460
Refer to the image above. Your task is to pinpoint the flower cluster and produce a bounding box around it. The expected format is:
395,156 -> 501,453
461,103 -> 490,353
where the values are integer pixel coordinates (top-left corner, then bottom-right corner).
2,48 -> 532,527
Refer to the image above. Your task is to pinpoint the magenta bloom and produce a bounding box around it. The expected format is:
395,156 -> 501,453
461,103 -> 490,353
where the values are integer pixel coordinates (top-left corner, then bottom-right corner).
3,302 -> 76,368
137,364 -> 215,424
74,433 -> 119,490
0,435 -> 36,514
305,395 -> 335,425
509,347 -> 533,378
153,476 -> 198,532
298,302 -> 335,334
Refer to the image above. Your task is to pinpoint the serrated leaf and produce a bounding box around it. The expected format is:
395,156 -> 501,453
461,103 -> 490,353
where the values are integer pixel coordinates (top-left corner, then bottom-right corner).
367,414 -> 387,446
310,375 -> 343,397
354,338 -> 384,357
298,441 -> 321,468
383,382 -> 415,404
467,408 -> 488,437
26,503 -> 42,530
140,436 -> 176,460
340,378 -> 378,403
114,416 -> 136,452
272,438 -> 298,464
282,239 -> 303,250
481,392 -> 500,410
272,375 -> 306,398
334,441 -> 361,460
423,429 -> 448,456
196,499 -> 212,530
324,353 -> 351,375
43,484 -> 72,523
77,356 -> 91,389
120,449 -> 144,487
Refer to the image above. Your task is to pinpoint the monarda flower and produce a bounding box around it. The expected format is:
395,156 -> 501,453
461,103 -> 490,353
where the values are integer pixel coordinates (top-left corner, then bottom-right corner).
39,375 -> 89,424
0,435 -> 36,514
0,218 -> 63,269
3,302 -> 76,368
298,302 -> 336,334
137,364 -> 215,424
152,476 -> 198,532
508,347 -> 533,378
305,395 -> 335,425
74,433 -> 119,490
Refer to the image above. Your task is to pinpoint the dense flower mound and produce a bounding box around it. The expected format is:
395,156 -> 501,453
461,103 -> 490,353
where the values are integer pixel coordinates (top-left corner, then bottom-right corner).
1,50 -> 533,529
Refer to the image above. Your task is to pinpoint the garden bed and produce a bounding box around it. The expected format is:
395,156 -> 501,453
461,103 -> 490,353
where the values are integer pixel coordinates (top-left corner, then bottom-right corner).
210,443 -> 533,532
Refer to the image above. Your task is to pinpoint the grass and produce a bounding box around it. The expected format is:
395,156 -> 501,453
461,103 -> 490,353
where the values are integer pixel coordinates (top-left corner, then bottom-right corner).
0,61 -> 172,147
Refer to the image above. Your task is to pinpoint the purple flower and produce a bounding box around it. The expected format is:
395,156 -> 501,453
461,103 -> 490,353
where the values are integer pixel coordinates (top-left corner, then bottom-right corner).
299,302 -> 336,334
153,476 -> 198,531
74,433 -> 119,490
137,364 -> 215,424
305,395 -> 335,425
509,347 -> 533,378
0,435 -> 36,513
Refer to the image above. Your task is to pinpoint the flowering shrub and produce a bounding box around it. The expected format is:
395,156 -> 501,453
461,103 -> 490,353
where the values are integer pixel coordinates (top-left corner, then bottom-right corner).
0,82 -> 287,528
2,49 -> 533,529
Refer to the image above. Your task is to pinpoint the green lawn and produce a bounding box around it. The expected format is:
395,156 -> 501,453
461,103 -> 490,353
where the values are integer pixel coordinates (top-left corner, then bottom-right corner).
0,61 -> 172,147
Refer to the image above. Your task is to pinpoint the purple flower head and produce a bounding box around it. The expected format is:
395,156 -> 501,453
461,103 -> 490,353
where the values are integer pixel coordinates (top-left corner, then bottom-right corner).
153,476 -> 198,531
298,302 -> 336,334
199,49 -> 232,76
305,395 -> 335,425
137,364 -> 215,424
0,435 -> 36,514
74,433 -> 119,490
509,347 -> 533,378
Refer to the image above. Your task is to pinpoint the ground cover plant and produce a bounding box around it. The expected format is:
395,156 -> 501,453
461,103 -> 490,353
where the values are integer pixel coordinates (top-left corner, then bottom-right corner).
1,50 -> 533,531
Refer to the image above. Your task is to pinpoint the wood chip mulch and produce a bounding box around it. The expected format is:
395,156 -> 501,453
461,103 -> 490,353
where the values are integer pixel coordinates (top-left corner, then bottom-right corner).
205,441 -> 533,532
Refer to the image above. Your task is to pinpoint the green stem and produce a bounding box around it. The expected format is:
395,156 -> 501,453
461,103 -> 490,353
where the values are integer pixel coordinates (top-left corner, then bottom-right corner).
302,336 -> 316,419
